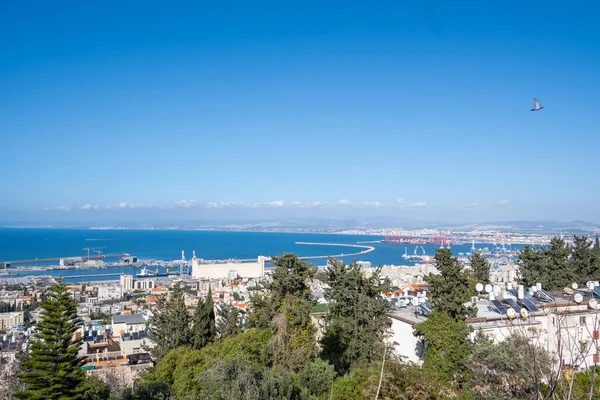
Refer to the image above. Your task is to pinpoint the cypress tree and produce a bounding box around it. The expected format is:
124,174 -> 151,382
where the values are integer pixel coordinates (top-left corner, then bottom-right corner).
192,287 -> 216,349
15,281 -> 87,400
469,252 -> 491,285
148,283 -> 192,361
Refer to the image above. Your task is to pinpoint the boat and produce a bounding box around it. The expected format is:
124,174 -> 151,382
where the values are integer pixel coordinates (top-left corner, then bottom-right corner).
136,266 -> 156,278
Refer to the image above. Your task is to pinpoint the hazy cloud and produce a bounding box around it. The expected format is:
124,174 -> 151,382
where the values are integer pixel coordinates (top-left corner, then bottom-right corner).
310,201 -> 321,207
43,205 -> 71,212
498,200 -> 509,205
251,200 -> 285,208
463,203 -> 479,209
337,199 -> 351,206
171,200 -> 197,208
407,202 -> 427,208
205,201 -> 244,208
365,201 -> 385,208
81,204 -> 98,211
395,198 -> 404,204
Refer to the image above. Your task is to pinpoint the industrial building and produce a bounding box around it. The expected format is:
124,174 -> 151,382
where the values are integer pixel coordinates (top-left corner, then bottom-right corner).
191,252 -> 266,280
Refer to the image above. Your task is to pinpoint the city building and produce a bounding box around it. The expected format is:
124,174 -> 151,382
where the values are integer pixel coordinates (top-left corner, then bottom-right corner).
112,314 -> 148,335
120,274 -> 133,292
0,312 -> 24,331
98,285 -> 124,302
388,284 -> 600,370
191,252 -> 266,279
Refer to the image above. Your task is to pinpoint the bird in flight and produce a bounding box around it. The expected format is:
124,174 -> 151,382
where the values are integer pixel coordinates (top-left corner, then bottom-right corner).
531,98 -> 544,111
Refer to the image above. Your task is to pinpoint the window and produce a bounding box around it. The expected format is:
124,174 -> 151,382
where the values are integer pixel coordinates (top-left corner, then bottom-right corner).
580,316 -> 587,326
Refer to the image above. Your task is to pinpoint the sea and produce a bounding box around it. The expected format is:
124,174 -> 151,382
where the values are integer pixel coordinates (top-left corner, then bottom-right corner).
0,228 -> 523,283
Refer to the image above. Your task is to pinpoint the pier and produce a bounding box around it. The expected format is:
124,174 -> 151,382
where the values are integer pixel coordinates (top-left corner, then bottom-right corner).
2,254 -> 129,266
294,242 -> 375,260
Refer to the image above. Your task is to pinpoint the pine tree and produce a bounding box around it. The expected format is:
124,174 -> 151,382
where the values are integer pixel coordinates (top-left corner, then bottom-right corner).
15,281 -> 87,400
216,304 -> 242,338
469,252 -> 491,285
414,310 -> 472,383
594,237 -> 600,254
544,237 -> 573,289
249,254 -> 318,372
249,253 -> 316,329
148,282 -> 192,361
571,235 -> 598,284
192,287 -> 216,349
518,245 -> 547,289
321,259 -> 390,374
426,248 -> 476,322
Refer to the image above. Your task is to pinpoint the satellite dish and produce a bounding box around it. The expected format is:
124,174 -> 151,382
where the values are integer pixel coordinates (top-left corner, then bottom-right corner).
493,285 -> 502,297
507,308 -> 517,319
476,283 -> 484,292
574,293 -> 584,303
572,283 -> 579,290
521,308 -> 529,319
484,284 -> 493,293
589,299 -> 598,310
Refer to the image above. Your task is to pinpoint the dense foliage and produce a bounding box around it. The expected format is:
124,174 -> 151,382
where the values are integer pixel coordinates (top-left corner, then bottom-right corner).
470,251 -> 491,285
216,304 -> 242,338
518,236 -> 600,290
148,283 -> 193,361
467,331 -> 554,399
320,259 -> 390,374
425,248 -> 476,321
192,287 -> 216,350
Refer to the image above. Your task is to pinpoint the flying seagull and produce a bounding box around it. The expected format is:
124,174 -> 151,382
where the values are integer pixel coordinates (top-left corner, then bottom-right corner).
531,98 -> 544,111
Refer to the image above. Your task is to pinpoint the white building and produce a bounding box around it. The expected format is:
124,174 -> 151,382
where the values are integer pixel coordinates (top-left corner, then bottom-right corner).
97,285 -> 124,302
120,274 -> 133,292
388,286 -> 600,370
191,252 -> 266,280
0,312 -> 23,331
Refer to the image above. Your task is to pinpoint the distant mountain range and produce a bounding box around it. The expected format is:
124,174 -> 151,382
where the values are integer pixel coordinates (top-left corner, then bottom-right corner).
1,217 -> 599,234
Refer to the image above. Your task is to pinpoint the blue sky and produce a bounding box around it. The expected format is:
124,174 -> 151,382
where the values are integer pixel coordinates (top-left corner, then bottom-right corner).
1,1 -> 598,223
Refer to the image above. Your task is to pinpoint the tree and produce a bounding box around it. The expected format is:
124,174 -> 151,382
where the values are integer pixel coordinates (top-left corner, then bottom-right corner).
216,304 -> 242,339
321,259 -> 390,374
469,252 -> 491,285
15,281 -> 87,400
593,237 -> 600,254
413,310 -> 472,384
248,253 -> 316,330
518,245 -> 547,289
426,248 -> 476,321
192,287 -> 216,350
148,283 -> 192,361
467,332 -> 554,399
571,235 -> 599,284
519,237 -> 573,290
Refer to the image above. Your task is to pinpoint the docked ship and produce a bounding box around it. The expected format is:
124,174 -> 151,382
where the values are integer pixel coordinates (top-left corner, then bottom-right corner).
136,266 -> 155,277
136,266 -> 170,278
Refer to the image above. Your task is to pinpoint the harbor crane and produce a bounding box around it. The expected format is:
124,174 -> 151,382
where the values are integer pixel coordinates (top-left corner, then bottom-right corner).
82,247 -> 106,261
